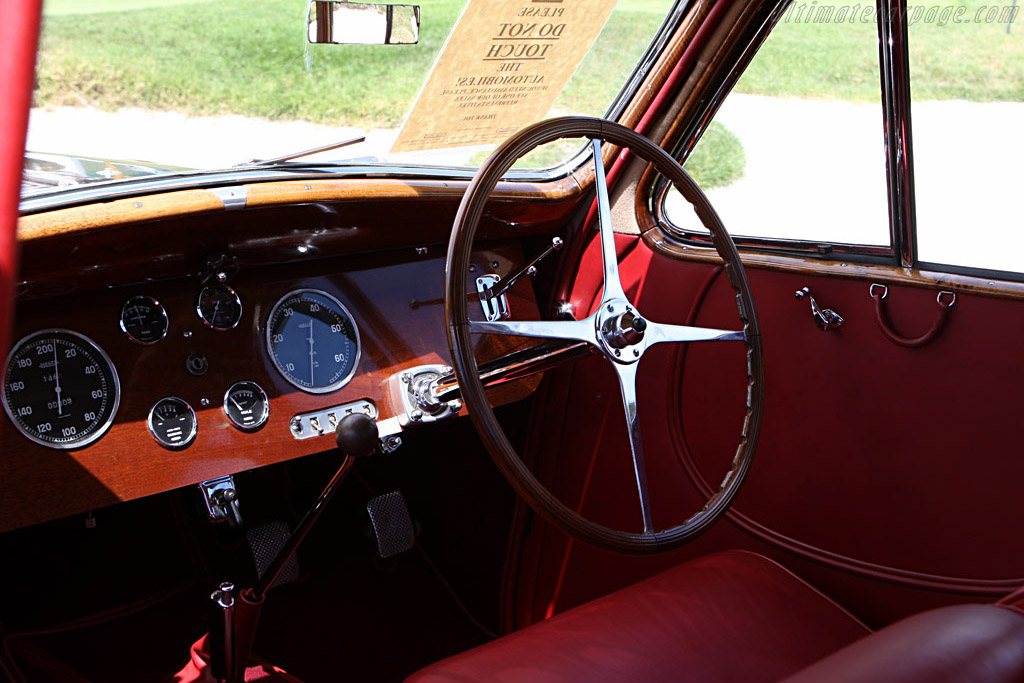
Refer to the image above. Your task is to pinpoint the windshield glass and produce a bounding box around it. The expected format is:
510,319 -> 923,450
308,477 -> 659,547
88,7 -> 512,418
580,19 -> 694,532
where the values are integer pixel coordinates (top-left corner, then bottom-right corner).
25,0 -> 677,197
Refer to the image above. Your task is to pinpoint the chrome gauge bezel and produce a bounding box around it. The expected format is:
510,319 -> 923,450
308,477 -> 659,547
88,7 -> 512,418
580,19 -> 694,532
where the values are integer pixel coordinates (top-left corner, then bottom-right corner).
2,328 -> 121,450
265,288 -> 361,395
147,396 -> 198,449
196,284 -> 243,331
223,380 -> 270,431
119,295 -> 169,345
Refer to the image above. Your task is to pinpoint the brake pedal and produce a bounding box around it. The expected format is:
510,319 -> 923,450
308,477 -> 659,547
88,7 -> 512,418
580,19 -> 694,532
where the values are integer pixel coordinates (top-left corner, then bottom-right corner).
366,492 -> 415,558
246,521 -> 300,588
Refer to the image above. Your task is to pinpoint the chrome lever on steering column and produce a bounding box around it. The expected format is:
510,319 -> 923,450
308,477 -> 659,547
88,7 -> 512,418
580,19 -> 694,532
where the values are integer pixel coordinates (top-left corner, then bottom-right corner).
795,287 -> 845,332
481,236 -> 563,303
477,236 -> 564,321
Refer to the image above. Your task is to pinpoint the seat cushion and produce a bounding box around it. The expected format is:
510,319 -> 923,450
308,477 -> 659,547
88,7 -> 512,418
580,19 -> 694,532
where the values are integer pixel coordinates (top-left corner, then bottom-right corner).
407,550 -> 870,683
781,604 -> 1024,683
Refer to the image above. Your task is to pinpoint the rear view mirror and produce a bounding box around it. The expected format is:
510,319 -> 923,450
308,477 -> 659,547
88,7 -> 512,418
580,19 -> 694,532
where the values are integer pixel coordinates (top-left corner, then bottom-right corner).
307,1 -> 420,45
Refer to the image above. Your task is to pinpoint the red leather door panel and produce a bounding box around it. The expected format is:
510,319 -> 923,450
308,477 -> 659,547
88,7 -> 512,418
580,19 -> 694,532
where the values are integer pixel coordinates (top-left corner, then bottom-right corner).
511,233 -> 1024,630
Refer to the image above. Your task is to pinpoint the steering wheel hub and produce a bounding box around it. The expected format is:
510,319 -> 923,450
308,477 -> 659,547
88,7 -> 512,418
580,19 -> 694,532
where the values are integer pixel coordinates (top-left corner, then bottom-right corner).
597,300 -> 647,363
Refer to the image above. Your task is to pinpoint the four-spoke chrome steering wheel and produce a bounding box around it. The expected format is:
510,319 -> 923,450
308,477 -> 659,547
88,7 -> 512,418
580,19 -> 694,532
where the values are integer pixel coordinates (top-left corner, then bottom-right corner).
445,117 -> 764,554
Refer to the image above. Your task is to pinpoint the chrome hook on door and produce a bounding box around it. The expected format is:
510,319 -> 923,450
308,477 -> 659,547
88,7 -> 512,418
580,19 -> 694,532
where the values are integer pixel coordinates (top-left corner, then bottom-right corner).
795,287 -> 845,332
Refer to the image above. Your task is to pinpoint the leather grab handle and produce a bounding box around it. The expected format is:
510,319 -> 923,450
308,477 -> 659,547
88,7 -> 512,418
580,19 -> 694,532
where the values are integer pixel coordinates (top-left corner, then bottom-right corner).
869,284 -> 955,348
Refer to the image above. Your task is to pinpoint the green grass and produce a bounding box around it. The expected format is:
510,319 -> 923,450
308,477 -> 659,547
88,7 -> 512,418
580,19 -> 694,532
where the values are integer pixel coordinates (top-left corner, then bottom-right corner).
44,0 -> 217,15
551,0 -> 671,116
37,0 -> 463,128
684,121 -> 746,189
737,0 -> 1024,102
35,0 -> 672,129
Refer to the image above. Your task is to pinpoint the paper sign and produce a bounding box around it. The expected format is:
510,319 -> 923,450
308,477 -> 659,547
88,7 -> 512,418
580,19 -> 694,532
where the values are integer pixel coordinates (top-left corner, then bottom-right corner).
391,0 -> 618,153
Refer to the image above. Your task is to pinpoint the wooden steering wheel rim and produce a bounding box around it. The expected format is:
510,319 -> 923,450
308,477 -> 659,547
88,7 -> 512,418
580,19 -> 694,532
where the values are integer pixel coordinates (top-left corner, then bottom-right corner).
445,116 -> 764,554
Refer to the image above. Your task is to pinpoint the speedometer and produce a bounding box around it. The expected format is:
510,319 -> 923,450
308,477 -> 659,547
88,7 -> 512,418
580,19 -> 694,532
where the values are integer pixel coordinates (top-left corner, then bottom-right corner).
2,329 -> 120,449
266,289 -> 360,394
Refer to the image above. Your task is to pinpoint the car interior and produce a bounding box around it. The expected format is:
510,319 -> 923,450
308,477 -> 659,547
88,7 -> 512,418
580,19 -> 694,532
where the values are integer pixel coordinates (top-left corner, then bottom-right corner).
2,0 -> 1024,681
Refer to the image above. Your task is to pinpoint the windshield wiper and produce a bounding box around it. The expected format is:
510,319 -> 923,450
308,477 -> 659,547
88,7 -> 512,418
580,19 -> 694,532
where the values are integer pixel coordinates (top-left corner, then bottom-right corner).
238,135 -> 366,168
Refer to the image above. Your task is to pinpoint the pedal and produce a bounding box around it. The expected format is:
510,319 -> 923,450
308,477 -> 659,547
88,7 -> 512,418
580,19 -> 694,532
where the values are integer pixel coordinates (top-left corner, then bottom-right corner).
246,521 -> 300,588
366,492 -> 415,558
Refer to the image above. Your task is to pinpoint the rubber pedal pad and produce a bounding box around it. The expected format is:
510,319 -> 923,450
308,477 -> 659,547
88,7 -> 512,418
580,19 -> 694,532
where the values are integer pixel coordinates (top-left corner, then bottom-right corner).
366,492 -> 415,558
246,520 -> 300,588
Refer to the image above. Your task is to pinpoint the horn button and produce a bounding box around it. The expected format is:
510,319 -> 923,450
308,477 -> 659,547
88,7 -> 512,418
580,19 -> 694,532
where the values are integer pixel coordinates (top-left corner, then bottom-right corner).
597,300 -> 648,363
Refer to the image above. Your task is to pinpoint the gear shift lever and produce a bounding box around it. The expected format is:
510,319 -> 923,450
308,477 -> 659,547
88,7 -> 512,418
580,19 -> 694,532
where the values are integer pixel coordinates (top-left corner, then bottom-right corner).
335,411 -> 379,456
250,413 -> 377,599
206,413 -> 378,682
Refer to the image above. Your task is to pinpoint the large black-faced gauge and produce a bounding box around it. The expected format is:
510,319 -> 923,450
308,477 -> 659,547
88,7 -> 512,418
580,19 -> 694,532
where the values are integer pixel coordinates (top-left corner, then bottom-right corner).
266,289 -> 360,394
197,284 -> 242,331
120,295 -> 168,345
2,329 -> 120,449
147,396 -> 197,449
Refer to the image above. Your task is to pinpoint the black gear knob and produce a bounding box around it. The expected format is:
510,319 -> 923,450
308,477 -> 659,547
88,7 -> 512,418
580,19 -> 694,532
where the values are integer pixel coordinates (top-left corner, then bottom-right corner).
335,413 -> 379,457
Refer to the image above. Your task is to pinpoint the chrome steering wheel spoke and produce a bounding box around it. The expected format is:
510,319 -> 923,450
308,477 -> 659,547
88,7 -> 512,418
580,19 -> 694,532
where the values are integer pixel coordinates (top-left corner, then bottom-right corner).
611,361 -> 654,534
645,321 -> 745,346
468,317 -> 597,345
591,139 -> 628,305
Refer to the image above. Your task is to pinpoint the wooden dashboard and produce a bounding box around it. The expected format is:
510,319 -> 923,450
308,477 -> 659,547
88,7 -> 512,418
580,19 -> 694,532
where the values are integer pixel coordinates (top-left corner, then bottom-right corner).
2,176 -> 580,533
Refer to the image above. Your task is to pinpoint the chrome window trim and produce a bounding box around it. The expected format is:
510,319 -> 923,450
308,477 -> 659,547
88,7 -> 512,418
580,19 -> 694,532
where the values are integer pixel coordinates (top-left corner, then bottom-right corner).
875,0 -> 918,267
650,0 -> 912,264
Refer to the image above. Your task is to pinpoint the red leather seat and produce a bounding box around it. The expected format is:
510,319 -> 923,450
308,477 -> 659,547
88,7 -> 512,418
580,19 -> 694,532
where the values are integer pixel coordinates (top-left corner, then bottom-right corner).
407,550 -> 1024,682
781,604 -> 1024,683
408,550 -> 867,682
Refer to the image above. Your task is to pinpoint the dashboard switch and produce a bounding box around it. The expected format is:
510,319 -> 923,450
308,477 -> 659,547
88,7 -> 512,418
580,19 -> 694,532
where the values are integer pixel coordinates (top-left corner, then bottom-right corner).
185,352 -> 209,376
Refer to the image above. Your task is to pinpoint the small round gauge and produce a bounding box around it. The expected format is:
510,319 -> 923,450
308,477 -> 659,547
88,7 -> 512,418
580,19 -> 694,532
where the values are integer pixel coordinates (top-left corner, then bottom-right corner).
223,381 -> 269,431
197,284 -> 242,331
266,289 -> 360,394
147,397 -> 197,449
120,295 -> 168,345
3,329 -> 120,449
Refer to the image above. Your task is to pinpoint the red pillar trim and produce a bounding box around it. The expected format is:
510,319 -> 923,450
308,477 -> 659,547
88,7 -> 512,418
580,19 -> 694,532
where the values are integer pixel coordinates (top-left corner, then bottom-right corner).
0,0 -> 43,354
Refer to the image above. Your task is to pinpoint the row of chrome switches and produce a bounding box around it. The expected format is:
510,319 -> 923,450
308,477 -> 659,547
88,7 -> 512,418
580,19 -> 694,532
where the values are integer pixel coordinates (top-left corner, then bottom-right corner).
288,400 -> 378,439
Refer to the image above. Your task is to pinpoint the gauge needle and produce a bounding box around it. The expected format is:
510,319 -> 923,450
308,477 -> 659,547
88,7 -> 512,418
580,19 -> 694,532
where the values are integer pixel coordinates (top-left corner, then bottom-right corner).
52,345 -> 63,416
212,300 -> 221,323
230,395 -> 244,411
307,319 -> 316,385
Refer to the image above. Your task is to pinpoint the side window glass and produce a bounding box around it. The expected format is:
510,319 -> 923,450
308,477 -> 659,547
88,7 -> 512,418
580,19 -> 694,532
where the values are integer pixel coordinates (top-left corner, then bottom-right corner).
909,3 -> 1022,274
663,3 -> 890,248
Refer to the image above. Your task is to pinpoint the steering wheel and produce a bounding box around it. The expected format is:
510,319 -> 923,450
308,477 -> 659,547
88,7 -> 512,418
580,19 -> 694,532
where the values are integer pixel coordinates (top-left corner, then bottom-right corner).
445,117 -> 764,554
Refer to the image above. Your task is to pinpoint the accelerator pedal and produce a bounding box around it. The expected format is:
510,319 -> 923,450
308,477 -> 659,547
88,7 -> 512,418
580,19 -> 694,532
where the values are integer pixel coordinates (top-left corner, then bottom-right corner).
246,520 -> 300,588
367,492 -> 415,558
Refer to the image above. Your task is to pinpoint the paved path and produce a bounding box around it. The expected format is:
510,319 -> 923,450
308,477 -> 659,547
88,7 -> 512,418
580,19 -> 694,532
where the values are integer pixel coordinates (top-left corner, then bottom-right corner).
680,94 -> 1024,273
26,106 -> 474,169
28,95 -> 1024,273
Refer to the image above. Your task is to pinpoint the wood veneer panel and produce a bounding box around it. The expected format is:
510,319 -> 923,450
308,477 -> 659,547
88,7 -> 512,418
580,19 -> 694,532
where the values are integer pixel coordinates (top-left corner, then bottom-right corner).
0,243 -> 542,533
16,178 -> 580,300
18,177 -> 580,245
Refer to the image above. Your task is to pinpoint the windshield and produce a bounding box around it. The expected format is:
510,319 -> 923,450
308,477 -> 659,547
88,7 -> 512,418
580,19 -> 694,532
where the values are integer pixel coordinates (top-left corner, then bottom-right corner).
25,0 -> 678,197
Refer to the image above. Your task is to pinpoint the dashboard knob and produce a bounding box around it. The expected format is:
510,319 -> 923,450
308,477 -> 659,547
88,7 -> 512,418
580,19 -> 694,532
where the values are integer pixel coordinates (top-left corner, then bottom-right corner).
334,413 -> 378,457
